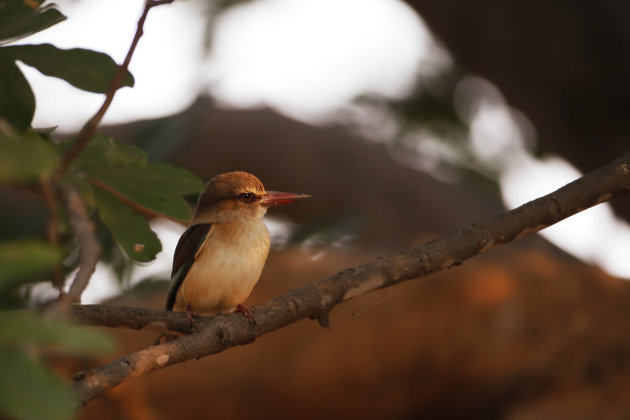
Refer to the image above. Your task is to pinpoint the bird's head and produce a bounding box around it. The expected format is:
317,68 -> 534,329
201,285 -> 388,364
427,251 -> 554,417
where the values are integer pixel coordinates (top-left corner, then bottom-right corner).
192,171 -> 310,223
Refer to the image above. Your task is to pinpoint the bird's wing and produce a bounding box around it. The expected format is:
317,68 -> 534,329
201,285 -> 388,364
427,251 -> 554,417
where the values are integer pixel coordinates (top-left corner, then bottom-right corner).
166,223 -> 213,310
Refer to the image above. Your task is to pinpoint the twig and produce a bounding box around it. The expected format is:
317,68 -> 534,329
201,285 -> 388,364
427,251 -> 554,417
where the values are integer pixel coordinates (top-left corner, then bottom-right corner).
61,185 -> 101,304
47,0 -> 175,309
72,151 -> 630,406
44,184 -> 100,313
40,176 -> 64,290
57,0 -> 176,174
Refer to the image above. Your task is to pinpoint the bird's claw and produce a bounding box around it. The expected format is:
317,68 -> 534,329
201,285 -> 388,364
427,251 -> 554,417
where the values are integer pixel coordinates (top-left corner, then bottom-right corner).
236,304 -> 256,326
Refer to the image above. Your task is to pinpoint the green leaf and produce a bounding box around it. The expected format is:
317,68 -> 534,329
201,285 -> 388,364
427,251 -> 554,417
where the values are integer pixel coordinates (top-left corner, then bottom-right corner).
0,311 -> 116,355
86,164 -> 201,220
93,187 -> 162,262
71,134 -> 147,165
71,135 -> 203,221
0,240 -> 61,288
0,131 -> 59,182
93,162 -> 203,196
0,0 -> 66,44
0,58 -> 35,130
1,43 -> 134,93
0,348 -> 75,420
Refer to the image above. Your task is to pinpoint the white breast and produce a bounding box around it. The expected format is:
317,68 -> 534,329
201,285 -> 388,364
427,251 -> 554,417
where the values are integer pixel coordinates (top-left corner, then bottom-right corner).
174,220 -> 270,314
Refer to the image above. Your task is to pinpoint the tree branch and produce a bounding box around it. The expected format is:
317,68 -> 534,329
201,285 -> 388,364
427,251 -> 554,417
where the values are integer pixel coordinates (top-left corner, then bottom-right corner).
72,151 -> 630,406
45,0 -> 175,310
40,176 -> 64,290
70,304 -> 193,334
61,184 -> 101,304
57,0 -> 175,174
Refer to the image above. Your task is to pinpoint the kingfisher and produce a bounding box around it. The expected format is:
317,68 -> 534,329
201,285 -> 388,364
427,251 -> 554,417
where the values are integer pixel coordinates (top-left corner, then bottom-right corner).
165,171 -> 310,326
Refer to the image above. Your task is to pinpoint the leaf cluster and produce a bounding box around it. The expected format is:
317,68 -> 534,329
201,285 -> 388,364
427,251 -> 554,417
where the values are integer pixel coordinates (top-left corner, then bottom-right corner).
0,0 -> 134,130
0,1 -> 202,418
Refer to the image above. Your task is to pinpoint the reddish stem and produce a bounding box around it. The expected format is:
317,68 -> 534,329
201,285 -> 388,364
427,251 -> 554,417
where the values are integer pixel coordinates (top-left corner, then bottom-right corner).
57,0 -> 175,174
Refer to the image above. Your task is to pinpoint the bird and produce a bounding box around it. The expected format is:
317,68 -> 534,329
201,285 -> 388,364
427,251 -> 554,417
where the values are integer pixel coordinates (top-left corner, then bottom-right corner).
165,171 -> 310,326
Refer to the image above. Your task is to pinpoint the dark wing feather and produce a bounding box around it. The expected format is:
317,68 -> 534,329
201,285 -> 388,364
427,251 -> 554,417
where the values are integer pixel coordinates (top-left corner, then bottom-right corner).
165,223 -> 213,310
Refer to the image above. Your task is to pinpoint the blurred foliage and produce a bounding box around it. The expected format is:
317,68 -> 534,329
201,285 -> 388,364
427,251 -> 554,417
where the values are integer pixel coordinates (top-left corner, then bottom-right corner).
0,312 -> 116,420
0,311 -> 116,354
0,0 -> 134,131
1,43 -> 135,93
0,240 -> 60,307
0,348 -> 76,420
0,1 -> 202,417
70,134 -> 202,222
0,0 -> 65,44
387,81 -> 466,135
0,240 -> 117,420
290,214 -> 361,253
0,130 -> 58,182
356,72 -> 509,194
92,186 -> 162,262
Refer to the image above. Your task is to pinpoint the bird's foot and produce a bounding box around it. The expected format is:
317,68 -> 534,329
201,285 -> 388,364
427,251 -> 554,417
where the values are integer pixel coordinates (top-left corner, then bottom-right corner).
236,304 -> 256,326
185,305 -> 196,327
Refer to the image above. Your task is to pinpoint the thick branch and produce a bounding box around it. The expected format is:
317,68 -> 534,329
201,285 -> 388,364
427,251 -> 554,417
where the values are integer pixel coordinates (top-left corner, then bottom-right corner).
70,304 -> 193,334
72,152 -> 630,406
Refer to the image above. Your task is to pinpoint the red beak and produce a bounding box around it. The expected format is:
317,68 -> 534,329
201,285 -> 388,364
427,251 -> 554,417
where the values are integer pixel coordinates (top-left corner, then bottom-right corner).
261,191 -> 311,207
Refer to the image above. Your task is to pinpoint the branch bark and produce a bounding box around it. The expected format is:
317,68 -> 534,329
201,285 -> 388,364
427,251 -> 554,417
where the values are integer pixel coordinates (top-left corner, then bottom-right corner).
70,304 -> 193,334
62,185 -> 101,304
72,151 -> 630,406
44,184 -> 101,314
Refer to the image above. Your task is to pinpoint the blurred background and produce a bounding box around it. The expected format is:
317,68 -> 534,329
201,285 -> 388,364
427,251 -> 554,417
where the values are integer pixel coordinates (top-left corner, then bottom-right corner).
6,0 -> 630,418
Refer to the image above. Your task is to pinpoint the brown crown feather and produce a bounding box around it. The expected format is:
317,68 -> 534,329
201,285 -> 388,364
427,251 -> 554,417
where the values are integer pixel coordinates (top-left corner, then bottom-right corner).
194,171 -> 266,217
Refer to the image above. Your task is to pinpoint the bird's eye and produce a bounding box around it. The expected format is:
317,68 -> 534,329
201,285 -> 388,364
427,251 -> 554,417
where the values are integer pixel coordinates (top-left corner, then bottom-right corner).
238,192 -> 255,203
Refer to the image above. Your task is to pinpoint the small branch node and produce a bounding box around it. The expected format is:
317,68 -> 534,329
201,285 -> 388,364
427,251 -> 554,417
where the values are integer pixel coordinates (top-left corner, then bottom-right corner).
316,312 -> 332,330
215,327 -> 230,345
